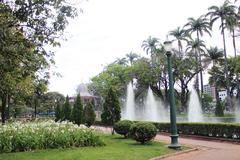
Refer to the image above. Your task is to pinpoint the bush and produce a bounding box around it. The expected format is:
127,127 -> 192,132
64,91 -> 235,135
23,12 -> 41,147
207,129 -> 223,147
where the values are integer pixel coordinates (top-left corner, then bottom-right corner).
0,121 -> 105,153
215,101 -> 224,117
130,122 -> 157,144
114,120 -> 133,138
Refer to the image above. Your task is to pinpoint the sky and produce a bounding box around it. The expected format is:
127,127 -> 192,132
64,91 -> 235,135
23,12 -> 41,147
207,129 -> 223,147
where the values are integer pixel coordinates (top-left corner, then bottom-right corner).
48,0 -> 238,96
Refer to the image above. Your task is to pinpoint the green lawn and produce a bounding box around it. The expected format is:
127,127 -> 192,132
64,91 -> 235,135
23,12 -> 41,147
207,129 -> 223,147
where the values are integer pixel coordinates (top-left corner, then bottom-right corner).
0,134 -> 177,160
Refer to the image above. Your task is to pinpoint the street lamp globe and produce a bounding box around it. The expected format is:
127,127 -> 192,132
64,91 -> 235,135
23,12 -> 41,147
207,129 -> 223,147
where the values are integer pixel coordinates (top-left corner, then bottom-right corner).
164,40 -> 172,55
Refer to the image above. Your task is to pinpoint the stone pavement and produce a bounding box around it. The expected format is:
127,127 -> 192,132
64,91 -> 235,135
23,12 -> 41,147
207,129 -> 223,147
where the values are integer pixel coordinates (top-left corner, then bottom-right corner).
155,134 -> 240,160
94,126 -> 240,160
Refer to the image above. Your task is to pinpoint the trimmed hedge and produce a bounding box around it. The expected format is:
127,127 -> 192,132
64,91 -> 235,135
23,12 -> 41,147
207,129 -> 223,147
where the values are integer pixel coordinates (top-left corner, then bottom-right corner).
114,120 -> 134,138
153,122 -> 240,139
130,122 -> 157,144
94,120 -> 240,139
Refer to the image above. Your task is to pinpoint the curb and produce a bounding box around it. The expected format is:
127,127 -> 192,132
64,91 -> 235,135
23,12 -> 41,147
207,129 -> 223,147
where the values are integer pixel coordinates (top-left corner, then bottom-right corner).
159,132 -> 240,145
149,148 -> 199,160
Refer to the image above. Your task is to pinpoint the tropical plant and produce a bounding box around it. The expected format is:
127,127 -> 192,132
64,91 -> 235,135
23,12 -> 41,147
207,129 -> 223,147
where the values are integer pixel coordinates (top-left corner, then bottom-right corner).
207,0 -> 237,109
184,15 -> 211,95
169,26 -> 189,54
126,52 -> 140,66
205,47 -> 224,104
141,36 -> 160,56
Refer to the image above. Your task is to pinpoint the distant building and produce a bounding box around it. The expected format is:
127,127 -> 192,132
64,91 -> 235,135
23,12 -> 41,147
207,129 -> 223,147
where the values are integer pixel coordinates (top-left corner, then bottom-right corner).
218,90 -> 227,101
203,84 -> 216,100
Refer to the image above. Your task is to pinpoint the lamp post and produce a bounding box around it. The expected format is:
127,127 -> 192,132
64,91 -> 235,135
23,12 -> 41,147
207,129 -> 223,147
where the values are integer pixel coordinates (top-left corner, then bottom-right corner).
164,39 -> 181,149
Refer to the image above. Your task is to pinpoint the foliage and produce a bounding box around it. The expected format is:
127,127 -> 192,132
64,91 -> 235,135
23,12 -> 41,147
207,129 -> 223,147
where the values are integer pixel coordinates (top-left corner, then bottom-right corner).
0,134 -> 173,160
83,101 -> 96,127
113,120 -> 134,138
215,101 -> 225,117
0,121 -> 104,153
154,122 -> 240,139
90,63 -> 131,98
55,101 -> 63,122
130,122 -> 157,144
201,93 -> 214,113
71,94 -> 83,125
63,96 -> 71,121
101,87 -> 121,127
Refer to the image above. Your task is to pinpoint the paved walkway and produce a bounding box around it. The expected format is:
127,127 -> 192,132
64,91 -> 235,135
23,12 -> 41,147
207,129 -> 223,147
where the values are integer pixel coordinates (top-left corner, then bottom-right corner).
156,134 -> 240,160
94,126 -> 240,160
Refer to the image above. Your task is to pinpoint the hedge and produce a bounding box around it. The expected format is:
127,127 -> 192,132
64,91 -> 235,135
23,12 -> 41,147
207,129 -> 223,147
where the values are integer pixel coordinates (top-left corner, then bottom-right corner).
153,122 -> 240,139
94,121 -> 240,139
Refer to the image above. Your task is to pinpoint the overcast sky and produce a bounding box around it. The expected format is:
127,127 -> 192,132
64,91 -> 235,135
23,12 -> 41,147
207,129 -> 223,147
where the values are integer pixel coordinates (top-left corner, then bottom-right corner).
48,0 -> 238,96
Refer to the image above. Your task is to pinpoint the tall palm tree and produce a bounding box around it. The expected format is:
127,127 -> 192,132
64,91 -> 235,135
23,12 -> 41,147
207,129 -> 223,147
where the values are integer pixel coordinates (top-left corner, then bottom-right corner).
205,47 -> 224,103
126,52 -> 139,66
225,14 -> 239,57
169,26 -> 189,55
184,15 -> 211,95
207,0 -> 237,109
185,38 -> 207,95
141,36 -> 160,57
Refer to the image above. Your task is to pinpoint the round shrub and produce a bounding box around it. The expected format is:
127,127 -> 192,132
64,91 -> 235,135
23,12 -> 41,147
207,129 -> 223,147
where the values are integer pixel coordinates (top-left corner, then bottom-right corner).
130,122 -> 157,144
114,120 -> 133,138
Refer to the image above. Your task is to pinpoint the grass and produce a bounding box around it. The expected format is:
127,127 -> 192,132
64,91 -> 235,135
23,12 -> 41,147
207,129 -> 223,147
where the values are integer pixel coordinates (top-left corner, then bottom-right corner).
0,134 -> 177,160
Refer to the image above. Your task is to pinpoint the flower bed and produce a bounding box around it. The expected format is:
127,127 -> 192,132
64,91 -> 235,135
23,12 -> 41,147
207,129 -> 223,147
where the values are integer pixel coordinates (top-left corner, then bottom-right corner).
0,121 -> 104,153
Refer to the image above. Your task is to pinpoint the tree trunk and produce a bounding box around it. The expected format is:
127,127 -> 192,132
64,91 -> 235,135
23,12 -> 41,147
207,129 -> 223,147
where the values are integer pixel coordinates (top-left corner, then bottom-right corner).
180,80 -> 186,112
6,95 -> 10,120
221,17 -> 232,110
232,29 -> 237,58
34,97 -> 38,118
1,94 -> 7,125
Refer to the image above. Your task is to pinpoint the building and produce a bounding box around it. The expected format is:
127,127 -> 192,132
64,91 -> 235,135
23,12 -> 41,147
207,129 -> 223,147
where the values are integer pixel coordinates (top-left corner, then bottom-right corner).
203,84 -> 216,100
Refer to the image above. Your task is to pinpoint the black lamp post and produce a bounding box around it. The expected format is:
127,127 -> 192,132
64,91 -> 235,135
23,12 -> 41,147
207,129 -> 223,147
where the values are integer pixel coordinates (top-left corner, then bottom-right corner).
164,39 -> 181,149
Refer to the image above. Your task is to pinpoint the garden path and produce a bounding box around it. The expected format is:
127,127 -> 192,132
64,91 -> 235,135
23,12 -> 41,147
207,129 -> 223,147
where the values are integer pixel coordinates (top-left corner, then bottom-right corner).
155,134 -> 240,160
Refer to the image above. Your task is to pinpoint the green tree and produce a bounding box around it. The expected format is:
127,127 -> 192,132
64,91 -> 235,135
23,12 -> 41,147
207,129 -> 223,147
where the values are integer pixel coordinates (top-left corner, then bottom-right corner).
63,95 -> 71,121
169,26 -> 189,54
186,38 -> 206,94
71,94 -> 83,125
83,101 -> 96,127
207,0 -> 237,109
205,47 -> 224,105
101,87 -> 121,134
55,101 -> 63,122
184,15 -> 212,95
126,52 -> 139,66
141,36 -> 160,57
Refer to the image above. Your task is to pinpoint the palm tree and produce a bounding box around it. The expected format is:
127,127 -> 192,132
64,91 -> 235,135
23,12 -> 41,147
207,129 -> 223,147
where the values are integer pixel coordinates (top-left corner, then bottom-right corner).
204,47 -> 224,103
184,15 -> 211,95
114,57 -> 128,65
207,0 -> 237,109
185,38 -> 206,95
169,26 -> 189,56
141,36 -> 160,57
225,14 -> 239,57
126,52 -> 139,66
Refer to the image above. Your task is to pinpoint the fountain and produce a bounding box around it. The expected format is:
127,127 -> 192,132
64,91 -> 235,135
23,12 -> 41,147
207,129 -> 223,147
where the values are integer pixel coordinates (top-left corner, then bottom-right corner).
234,99 -> 240,122
122,84 -> 168,122
188,87 -> 203,122
144,87 -> 168,122
122,82 -> 135,120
